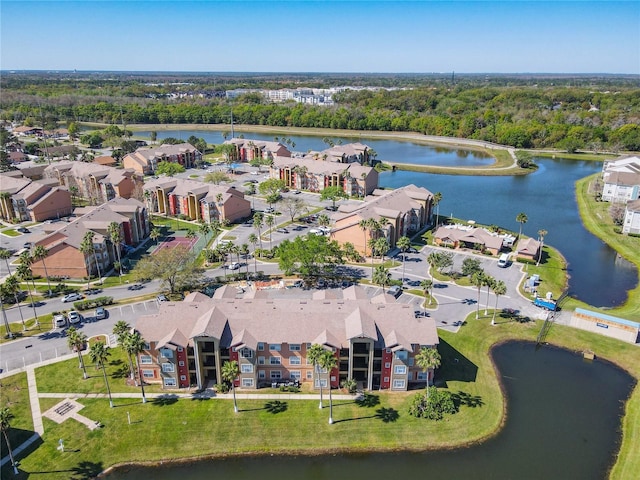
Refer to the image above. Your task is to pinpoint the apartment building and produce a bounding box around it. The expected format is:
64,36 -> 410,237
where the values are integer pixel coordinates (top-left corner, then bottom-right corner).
224,138 -> 292,163
43,161 -> 142,204
622,199 -> 640,234
330,185 -> 433,254
123,143 -> 201,175
31,198 -> 149,279
0,172 -> 72,222
144,177 -> 251,224
134,286 -> 439,391
601,156 -> 640,203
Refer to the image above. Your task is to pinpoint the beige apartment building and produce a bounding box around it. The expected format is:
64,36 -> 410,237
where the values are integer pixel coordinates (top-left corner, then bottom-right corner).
134,285 -> 439,391
224,138 -> 292,163
330,185 -> 433,254
144,176 -> 251,224
123,143 -> 202,175
0,172 -> 72,222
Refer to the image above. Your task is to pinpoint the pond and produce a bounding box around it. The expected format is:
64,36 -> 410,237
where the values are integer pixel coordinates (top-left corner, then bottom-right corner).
106,341 -> 635,480
131,129 -> 638,307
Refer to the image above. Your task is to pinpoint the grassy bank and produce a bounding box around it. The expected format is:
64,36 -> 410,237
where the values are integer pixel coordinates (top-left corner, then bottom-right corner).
575,174 -> 640,320
3,313 -> 639,479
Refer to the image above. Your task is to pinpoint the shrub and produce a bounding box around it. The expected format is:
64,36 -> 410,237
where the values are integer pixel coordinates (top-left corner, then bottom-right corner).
279,385 -> 300,393
73,296 -> 114,311
341,378 -> 357,394
408,386 -> 457,420
215,382 -> 231,393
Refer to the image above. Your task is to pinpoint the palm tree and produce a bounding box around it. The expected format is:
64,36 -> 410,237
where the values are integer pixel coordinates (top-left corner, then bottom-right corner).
374,237 -> 390,263
0,247 -> 12,273
358,219 -> 371,257
373,264 -> 391,287
471,270 -> 486,320
484,275 -> 495,315
420,278 -> 434,306
67,326 -> 88,379
427,251 -> 440,282
1,294 -> 14,339
318,350 -> 338,424
253,213 -> 264,254
265,215 -> 276,251
186,229 -> 197,251
89,341 -> 113,408
80,231 -> 102,287
32,244 -> 52,296
248,233 -> 259,273
221,360 -> 240,413
0,407 -> 19,475
4,275 -> 25,330
415,346 -> 441,399
15,262 -> 39,326
122,331 -> 148,402
198,222 -> 211,245
537,229 -> 547,266
491,280 -> 507,326
396,235 -> 411,284
307,344 -> 326,409
113,320 -> 131,345
433,192 -> 442,225
516,212 -> 528,239
150,227 -> 161,245
240,243 -> 250,276
107,222 -> 123,279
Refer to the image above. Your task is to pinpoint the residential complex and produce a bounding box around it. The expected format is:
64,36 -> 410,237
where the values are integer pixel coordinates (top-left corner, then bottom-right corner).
134,285 -> 439,391
623,199 -> 640,234
144,177 -> 251,224
224,138 -> 292,163
433,224 -> 517,256
601,156 -> 640,203
123,143 -> 202,175
0,172 -> 72,222
43,161 -> 143,205
330,185 -> 433,254
30,198 -> 149,279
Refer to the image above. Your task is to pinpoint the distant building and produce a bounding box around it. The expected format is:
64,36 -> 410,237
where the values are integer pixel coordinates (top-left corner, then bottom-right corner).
0,172 -> 72,222
144,177 -> 251,224
134,285 -> 439,391
224,138 -> 291,163
123,143 -> 201,175
601,155 -> 640,203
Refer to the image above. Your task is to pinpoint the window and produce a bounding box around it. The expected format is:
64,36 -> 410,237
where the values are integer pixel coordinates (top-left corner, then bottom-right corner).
143,342 -> 150,350
289,356 -> 301,365
306,343 -> 312,349
140,355 -> 152,365
180,375 -> 187,381
258,356 -> 265,365
160,348 -> 174,359
290,370 -> 301,380
164,378 -> 176,387
241,348 -> 253,359
384,362 -> 391,369
270,370 -> 282,379
289,344 -> 301,351
258,370 -> 266,379
258,343 -> 264,351
177,347 -> 183,352
383,376 -> 390,383
178,361 -> 185,367
417,371 -> 428,381
394,365 -> 407,375
306,370 -> 313,379
242,378 -> 254,388
269,357 -> 281,365
314,378 -> 328,388
393,379 -> 406,389
269,344 -> 281,351
142,369 -> 154,378
408,358 -> 414,367
241,364 -> 253,373
395,351 -> 408,360
162,363 -> 174,373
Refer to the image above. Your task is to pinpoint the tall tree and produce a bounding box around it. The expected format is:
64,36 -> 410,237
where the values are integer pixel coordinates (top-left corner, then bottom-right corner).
491,280 -> 507,326
198,222 -> 211,245
281,197 -> 307,223
265,215 -> 276,250
537,229 -> 547,266
396,235 -> 411,284
420,278 -> 434,306
433,192 -> 442,225
484,275 -> 496,315
471,270 -> 486,320
15,261 -> 39,326
186,229 -> 197,250
253,213 -> 264,253
358,219 -> 372,257
89,341 -> 113,408
0,407 -> 19,475
221,360 -> 240,413
0,248 -> 12,273
516,212 -> 528,239
32,245 -> 52,296
307,344 -> 327,409
124,331 -> 148,403
320,185 -> 348,210
66,326 -> 88,379
113,320 -> 131,345
80,231 -> 102,287
318,350 -> 338,424
131,245 -> 202,295
372,264 -> 391,287
107,222 -> 123,279
150,227 -> 161,245
3,275 -> 25,330
248,233 -> 259,273
415,347 -> 441,399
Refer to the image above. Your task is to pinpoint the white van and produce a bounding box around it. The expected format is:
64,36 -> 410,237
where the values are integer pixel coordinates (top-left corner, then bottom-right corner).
497,253 -> 510,268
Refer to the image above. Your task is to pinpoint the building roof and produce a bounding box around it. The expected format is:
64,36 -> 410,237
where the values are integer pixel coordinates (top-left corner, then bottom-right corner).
273,155 -> 374,179
128,143 -> 199,161
135,290 -> 439,351
144,176 -> 244,203
603,170 -> 640,187
44,161 -> 138,186
516,237 -> 541,256
625,199 -> 640,213
434,224 -> 504,251
0,174 -> 31,194
94,156 -> 117,166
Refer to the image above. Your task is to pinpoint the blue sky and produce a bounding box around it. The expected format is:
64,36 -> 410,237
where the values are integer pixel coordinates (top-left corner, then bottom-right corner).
1,1 -> 638,73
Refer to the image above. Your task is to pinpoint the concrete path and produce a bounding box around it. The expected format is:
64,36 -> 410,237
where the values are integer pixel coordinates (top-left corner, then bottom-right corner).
26,367 -> 44,436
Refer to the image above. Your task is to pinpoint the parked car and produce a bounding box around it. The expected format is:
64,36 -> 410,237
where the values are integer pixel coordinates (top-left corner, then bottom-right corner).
23,242 -> 33,249
227,262 -> 240,270
265,207 -> 275,214
17,227 -> 30,233
291,189 -> 301,194
156,294 -> 169,303
85,288 -> 102,295
407,247 -> 418,253
128,283 -> 144,291
67,311 -> 82,325
276,228 -> 289,234
53,314 -> 67,328
61,293 -> 83,303
95,307 -> 107,320
386,285 -> 402,298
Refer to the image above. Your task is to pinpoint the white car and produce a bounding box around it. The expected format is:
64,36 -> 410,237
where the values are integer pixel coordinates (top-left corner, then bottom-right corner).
61,293 -> 83,303
54,314 -> 67,328
67,311 -> 82,325
228,262 -> 240,270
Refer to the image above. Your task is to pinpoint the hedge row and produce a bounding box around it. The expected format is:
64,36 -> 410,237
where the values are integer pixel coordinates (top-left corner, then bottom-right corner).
73,296 -> 114,311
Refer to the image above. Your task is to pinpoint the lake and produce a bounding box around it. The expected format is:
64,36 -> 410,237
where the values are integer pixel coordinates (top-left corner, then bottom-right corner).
106,341 -> 635,480
132,129 -> 638,307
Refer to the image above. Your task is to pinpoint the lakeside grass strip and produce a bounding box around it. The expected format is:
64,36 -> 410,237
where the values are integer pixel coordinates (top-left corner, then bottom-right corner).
3,316 -> 638,479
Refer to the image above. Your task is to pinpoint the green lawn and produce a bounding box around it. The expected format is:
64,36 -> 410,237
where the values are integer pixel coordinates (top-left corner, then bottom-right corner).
575,174 -> 640,320
3,312 -> 639,479
1,228 -> 21,237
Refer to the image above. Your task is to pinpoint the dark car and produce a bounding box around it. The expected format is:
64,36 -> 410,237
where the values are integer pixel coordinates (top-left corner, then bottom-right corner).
128,284 -> 144,291
17,227 -> 30,233
276,228 -> 289,234
85,288 -> 102,295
